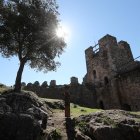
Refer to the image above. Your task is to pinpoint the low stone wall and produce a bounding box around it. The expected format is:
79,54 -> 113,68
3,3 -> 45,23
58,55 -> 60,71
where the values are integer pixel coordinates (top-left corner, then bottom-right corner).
24,67 -> 140,111
24,85 -> 98,108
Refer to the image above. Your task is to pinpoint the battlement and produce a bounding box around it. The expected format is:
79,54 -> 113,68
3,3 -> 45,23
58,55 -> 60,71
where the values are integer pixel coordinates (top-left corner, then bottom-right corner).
98,34 -> 117,48
70,76 -> 79,86
85,35 -> 133,56
85,34 -> 134,60
118,40 -> 130,48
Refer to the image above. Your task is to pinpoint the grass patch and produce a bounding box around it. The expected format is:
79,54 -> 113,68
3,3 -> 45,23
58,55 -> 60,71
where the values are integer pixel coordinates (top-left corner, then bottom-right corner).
70,103 -> 101,117
129,111 -> 140,116
129,111 -> 140,122
41,99 -> 101,117
47,101 -> 101,118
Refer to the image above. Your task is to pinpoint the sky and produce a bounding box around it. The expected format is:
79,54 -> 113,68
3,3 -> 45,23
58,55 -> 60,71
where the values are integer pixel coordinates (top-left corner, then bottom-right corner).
0,0 -> 140,86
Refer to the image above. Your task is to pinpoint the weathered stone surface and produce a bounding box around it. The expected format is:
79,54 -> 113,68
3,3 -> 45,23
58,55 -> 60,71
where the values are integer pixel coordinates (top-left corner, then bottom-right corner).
75,110 -> 140,140
84,34 -> 140,111
24,84 -> 97,108
44,99 -> 65,110
0,90 -> 48,140
75,130 -> 92,140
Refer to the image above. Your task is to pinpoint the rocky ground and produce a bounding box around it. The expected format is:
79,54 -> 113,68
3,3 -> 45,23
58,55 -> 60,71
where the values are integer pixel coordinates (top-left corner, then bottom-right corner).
0,90 -> 48,140
75,110 -> 140,140
41,98 -> 140,140
41,98 -> 75,140
0,90 -> 140,140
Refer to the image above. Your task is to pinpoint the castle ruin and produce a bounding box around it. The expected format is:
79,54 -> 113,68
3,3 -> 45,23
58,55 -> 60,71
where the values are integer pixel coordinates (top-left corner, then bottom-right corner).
84,34 -> 140,111
24,34 -> 140,111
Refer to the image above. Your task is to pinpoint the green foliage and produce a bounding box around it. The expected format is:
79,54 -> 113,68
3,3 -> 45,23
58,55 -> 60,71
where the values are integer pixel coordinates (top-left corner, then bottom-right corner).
48,129 -> 61,140
102,117 -> 115,125
95,115 -> 118,128
76,121 -> 88,133
77,121 -> 87,128
0,0 -> 66,70
73,104 -> 77,108
0,0 -> 66,91
80,109 -> 87,112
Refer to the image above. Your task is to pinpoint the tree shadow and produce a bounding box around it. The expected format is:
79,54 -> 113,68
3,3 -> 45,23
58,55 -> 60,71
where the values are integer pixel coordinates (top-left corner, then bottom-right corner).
65,117 -> 76,140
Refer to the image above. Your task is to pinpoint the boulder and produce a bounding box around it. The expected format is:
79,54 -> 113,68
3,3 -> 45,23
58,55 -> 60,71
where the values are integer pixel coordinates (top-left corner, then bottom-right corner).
75,110 -> 140,140
0,90 -> 48,140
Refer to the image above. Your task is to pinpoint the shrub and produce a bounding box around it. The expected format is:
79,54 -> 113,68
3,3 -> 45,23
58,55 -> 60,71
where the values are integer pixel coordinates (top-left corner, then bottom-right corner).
48,129 -> 61,140
73,104 -> 77,108
80,109 -> 87,112
76,121 -> 88,133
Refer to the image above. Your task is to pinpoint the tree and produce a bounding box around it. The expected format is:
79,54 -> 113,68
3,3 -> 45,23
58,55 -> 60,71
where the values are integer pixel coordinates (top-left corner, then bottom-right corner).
0,0 -> 66,92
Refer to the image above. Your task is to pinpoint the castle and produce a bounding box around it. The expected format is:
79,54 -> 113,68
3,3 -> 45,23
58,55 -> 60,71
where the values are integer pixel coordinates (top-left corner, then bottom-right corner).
25,34 -> 140,111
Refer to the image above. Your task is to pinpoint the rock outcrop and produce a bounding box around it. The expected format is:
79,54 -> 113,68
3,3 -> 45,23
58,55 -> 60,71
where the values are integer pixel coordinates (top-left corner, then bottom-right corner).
0,90 -> 48,140
75,110 -> 140,140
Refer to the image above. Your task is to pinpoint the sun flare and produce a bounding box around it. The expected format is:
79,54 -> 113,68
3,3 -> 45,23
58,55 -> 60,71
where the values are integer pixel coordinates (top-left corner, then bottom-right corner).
56,24 -> 71,41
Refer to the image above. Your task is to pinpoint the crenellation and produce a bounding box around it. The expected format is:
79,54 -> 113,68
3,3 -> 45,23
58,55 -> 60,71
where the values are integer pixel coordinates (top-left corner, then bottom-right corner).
118,41 -> 134,61
98,34 -> 118,48
70,77 -> 79,86
50,80 -> 56,87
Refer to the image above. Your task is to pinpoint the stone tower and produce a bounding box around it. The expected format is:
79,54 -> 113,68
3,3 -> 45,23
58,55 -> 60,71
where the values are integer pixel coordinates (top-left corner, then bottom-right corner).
85,34 -> 134,86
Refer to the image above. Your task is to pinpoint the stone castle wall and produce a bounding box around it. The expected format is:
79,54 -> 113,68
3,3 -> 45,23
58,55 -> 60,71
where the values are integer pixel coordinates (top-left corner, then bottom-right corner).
24,84 -> 97,108
116,66 -> 140,110
84,34 -> 140,111
24,35 -> 140,111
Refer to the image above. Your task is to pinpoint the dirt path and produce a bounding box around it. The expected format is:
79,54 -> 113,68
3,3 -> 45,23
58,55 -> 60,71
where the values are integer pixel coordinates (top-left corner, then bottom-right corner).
47,110 -> 68,140
46,109 -> 76,140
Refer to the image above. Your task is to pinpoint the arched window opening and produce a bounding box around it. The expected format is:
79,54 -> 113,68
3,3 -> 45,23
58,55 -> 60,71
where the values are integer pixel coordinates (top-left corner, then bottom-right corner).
99,100 -> 104,109
122,104 -> 131,111
104,76 -> 109,85
93,70 -> 96,79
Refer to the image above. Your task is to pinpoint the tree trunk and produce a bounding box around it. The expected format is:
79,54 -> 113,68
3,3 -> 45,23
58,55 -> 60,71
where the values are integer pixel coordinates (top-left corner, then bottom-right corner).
14,60 -> 25,92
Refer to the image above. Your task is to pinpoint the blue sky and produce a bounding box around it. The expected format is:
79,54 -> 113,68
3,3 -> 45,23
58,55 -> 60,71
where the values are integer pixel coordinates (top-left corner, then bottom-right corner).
0,0 -> 140,86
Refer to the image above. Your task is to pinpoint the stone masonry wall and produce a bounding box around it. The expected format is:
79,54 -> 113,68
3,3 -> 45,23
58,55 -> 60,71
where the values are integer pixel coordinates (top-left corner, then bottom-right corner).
117,68 -> 140,111
84,34 -> 140,111
24,84 -> 98,108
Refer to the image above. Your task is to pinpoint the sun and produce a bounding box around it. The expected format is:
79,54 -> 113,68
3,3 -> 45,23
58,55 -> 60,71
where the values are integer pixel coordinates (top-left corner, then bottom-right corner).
56,24 -> 71,41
